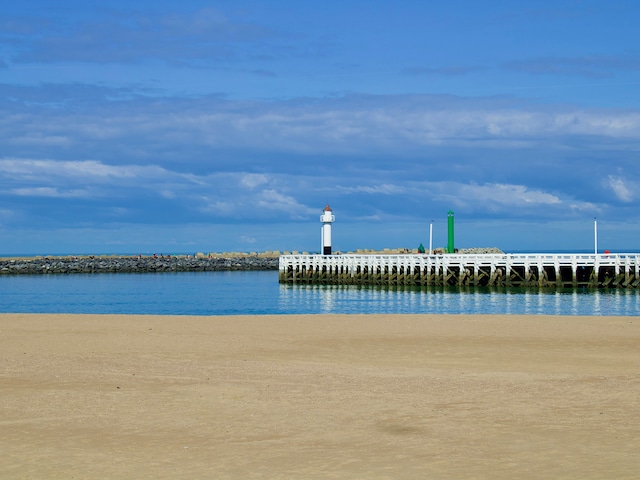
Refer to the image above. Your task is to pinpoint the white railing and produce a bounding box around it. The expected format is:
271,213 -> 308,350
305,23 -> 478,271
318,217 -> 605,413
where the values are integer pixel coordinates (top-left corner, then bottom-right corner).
280,253 -> 640,271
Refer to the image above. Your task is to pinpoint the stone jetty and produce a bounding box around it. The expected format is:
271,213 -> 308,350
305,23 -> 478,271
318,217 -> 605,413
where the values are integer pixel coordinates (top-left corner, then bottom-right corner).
0,253 -> 279,275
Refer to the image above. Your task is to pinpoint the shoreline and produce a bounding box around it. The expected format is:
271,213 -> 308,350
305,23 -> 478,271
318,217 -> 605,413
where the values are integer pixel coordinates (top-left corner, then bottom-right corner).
2,313 -> 639,479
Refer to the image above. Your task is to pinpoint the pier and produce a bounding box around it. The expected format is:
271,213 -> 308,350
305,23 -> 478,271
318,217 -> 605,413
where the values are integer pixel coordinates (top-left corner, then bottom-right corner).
279,253 -> 640,289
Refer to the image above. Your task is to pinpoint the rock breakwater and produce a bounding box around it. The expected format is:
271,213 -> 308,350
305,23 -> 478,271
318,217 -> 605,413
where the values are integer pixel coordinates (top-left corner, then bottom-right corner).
0,248 -> 505,275
0,254 -> 279,275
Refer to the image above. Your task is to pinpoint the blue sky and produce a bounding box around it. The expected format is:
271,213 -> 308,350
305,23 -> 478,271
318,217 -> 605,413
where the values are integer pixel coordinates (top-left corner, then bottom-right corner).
1,0 -> 639,254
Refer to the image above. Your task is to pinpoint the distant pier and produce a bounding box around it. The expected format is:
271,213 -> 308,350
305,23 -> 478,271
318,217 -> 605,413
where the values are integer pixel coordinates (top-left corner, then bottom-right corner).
279,253 -> 640,289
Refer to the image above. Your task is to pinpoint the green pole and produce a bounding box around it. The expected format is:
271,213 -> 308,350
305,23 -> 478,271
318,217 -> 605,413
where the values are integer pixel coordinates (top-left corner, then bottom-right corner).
447,210 -> 455,253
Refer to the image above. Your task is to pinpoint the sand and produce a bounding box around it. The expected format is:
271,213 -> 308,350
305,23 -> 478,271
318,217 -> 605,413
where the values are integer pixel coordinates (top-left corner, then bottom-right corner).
1,313 -> 639,479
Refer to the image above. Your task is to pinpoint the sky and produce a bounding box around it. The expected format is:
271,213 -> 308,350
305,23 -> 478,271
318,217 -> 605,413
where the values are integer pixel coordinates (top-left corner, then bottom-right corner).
1,0 -> 639,255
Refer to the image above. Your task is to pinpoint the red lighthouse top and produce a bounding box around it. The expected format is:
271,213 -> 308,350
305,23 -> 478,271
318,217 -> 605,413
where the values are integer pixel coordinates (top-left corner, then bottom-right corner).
323,204 -> 332,212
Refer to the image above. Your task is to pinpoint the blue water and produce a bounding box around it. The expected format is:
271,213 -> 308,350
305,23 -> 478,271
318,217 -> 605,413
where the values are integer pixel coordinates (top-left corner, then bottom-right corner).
1,271 -> 639,316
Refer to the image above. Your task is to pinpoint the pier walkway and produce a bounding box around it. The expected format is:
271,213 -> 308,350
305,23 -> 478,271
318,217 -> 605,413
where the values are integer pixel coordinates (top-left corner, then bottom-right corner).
279,253 -> 640,289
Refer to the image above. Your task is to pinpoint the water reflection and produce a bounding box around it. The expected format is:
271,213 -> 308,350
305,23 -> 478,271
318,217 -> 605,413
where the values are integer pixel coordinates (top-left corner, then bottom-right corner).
278,284 -> 640,316
1,271 -> 638,316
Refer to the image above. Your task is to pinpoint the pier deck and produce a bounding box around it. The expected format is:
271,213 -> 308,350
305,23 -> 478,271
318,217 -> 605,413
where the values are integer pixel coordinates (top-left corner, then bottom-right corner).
279,253 -> 640,289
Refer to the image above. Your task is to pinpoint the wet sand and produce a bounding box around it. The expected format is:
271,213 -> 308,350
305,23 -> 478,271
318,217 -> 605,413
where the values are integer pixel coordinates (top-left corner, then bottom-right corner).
2,313 -> 639,479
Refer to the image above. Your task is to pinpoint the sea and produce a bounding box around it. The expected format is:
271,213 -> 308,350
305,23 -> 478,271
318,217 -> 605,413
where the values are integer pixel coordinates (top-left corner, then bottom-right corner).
1,270 -> 639,316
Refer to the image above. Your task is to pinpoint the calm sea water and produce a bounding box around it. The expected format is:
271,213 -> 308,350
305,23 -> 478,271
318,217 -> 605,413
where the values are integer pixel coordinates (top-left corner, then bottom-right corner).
0,271 -> 639,316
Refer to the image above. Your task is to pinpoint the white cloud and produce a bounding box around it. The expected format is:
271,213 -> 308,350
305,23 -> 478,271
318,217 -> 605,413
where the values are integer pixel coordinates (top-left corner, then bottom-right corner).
9,135 -> 72,147
338,180 -> 564,208
256,189 -> 316,218
199,199 -> 238,215
607,176 -> 634,202
239,235 -> 257,244
336,184 -> 406,195
0,158 -> 164,180
0,208 -> 15,219
461,183 -> 562,206
11,187 -> 91,198
433,181 -> 602,216
240,173 -> 269,188
195,186 -> 316,220
569,202 -> 599,212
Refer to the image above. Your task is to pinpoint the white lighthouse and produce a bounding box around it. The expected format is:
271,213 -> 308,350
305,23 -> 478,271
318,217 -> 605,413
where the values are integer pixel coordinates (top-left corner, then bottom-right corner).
320,204 -> 335,255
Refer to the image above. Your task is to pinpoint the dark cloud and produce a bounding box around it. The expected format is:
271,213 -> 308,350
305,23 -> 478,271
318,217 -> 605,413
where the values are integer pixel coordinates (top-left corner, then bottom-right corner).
0,15 -> 52,35
4,8 -> 279,66
504,55 -> 640,78
404,65 -> 485,76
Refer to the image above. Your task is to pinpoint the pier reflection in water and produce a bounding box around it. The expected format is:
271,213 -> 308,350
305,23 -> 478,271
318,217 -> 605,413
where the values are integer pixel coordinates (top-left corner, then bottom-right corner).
278,284 -> 640,316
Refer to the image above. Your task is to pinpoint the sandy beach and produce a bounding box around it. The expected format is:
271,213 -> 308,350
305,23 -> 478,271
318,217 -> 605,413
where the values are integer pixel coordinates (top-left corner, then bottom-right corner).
2,313 -> 639,479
